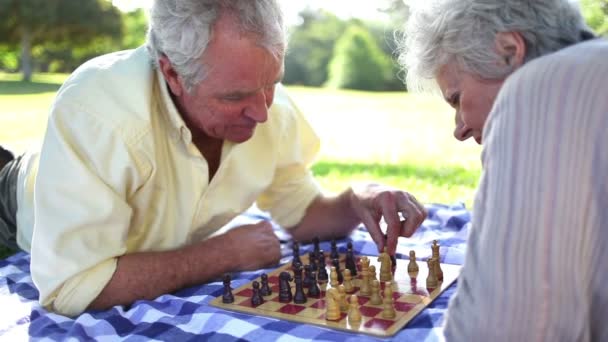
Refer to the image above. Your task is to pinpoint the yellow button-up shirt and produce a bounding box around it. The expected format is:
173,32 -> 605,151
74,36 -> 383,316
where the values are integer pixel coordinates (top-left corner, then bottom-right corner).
19,47 -> 321,316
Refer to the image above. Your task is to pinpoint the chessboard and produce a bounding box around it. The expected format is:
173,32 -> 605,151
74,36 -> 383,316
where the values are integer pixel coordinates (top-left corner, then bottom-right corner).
211,245 -> 461,337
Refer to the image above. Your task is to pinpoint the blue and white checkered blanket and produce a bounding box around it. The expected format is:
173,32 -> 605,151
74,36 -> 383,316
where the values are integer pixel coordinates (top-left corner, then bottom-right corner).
0,203 -> 470,341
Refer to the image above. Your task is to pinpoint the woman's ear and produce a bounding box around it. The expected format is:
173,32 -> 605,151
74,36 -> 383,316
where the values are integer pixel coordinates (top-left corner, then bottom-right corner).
495,32 -> 526,69
158,55 -> 185,97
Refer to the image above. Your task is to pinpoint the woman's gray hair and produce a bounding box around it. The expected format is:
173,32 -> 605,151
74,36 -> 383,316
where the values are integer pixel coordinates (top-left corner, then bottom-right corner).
146,0 -> 286,92
397,0 -> 593,92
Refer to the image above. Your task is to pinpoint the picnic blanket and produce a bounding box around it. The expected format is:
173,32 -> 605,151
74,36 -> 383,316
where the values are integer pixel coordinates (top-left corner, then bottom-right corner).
0,203 -> 471,341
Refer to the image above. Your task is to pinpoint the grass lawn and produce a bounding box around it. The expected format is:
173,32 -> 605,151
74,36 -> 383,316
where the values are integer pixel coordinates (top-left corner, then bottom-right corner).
0,72 -> 482,258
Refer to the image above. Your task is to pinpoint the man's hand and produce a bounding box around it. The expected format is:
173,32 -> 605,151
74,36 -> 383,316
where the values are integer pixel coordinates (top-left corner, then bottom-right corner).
349,183 -> 427,254
225,221 -> 281,270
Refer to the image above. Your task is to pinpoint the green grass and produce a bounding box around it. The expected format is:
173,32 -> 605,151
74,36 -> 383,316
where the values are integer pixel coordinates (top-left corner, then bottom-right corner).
0,72 -> 482,259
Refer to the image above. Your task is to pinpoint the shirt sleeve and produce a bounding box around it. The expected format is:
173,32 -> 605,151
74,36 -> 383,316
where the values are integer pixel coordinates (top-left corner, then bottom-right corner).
444,41 -> 608,341
30,98 -> 150,317
256,85 -> 322,229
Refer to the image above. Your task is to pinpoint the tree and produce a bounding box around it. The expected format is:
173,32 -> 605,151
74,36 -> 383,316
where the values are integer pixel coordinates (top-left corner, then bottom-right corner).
0,0 -> 122,81
283,9 -> 347,86
581,0 -> 608,36
326,24 -> 393,91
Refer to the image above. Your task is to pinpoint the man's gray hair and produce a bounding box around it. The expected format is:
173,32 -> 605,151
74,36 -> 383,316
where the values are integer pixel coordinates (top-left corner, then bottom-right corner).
397,0 -> 593,92
146,0 -> 286,92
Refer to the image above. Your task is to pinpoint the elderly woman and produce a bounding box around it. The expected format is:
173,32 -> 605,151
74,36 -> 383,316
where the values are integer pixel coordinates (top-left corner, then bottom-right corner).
398,0 -> 607,340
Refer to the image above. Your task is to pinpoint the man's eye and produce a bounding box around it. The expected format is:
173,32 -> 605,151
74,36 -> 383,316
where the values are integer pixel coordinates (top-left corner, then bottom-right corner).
224,95 -> 244,101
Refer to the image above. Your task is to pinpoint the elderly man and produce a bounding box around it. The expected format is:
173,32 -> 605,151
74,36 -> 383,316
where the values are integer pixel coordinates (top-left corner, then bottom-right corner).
0,0 -> 426,316
398,0 -> 606,340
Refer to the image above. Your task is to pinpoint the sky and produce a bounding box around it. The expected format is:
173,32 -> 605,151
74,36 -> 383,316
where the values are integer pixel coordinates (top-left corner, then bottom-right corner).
111,0 -> 390,25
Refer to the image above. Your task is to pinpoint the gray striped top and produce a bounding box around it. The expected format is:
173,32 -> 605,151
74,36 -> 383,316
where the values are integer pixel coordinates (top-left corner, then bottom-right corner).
444,39 -> 608,341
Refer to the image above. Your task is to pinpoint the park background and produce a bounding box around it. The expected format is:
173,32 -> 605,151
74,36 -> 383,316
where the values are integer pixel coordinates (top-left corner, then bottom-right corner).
0,0 -> 607,258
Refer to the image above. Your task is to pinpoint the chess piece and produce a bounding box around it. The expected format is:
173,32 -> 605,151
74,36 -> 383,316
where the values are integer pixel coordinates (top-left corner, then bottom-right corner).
379,247 -> 393,282
293,261 -> 303,278
432,240 -> 440,259
407,250 -> 419,279
251,281 -> 264,306
292,242 -> 301,269
317,251 -> 328,282
279,271 -> 293,303
293,269 -> 307,304
325,288 -> 341,321
426,259 -> 438,289
303,264 -> 313,288
432,240 -> 444,281
345,241 -> 357,276
330,266 -> 339,288
260,273 -> 272,296
308,251 -> 318,271
369,279 -> 382,305
332,258 -> 343,283
313,237 -> 321,259
383,233 -> 397,268
222,274 -> 234,304
338,285 -> 348,312
381,282 -> 396,319
347,295 -> 362,324
330,239 -> 339,260
308,269 -> 321,297
359,256 -> 371,296
434,257 -> 444,282
369,265 -> 377,283
343,269 -> 355,293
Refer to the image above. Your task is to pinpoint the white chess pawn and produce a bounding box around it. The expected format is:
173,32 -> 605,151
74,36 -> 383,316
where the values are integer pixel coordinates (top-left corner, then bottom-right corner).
381,282 -> 396,319
325,288 -> 341,321
348,295 -> 362,324
369,280 -> 382,305
343,269 -> 355,293
338,285 -> 349,312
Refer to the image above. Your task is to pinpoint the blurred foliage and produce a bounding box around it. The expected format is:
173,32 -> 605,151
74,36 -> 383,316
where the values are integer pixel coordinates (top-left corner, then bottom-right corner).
0,0 -> 132,80
581,0 -> 608,36
326,25 -> 393,91
0,0 -> 606,88
284,8 -> 406,91
284,9 -> 347,86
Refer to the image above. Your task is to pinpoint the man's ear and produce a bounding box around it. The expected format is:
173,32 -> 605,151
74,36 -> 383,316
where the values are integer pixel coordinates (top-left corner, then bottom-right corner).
158,55 -> 185,97
495,32 -> 526,69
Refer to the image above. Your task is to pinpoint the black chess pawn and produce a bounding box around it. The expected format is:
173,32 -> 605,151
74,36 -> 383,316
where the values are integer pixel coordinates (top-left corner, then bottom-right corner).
308,251 -> 318,271
317,251 -> 328,282
293,261 -> 303,279
313,237 -> 321,259
260,273 -> 272,296
293,271 -> 307,304
222,274 -> 234,304
251,281 -> 264,306
332,257 -> 343,283
345,241 -> 357,276
330,239 -> 339,260
292,242 -> 302,265
307,269 -> 321,298
303,264 -> 313,288
279,271 -> 293,303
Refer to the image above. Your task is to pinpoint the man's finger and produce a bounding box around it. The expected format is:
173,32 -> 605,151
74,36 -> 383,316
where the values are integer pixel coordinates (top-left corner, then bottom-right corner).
378,194 -> 402,255
359,209 -> 385,253
396,195 -> 424,237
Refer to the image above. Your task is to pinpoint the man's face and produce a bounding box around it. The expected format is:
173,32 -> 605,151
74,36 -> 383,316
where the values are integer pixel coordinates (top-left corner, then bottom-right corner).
436,62 -> 505,145
175,18 -> 284,144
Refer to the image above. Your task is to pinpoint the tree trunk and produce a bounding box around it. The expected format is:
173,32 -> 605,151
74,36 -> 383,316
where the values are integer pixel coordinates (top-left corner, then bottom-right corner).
20,25 -> 32,82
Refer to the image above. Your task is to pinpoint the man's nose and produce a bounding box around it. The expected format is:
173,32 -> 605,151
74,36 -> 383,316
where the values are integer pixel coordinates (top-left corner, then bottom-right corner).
243,91 -> 269,123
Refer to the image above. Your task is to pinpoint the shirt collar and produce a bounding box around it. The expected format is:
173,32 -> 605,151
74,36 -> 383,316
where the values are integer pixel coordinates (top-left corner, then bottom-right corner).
154,67 -> 193,144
